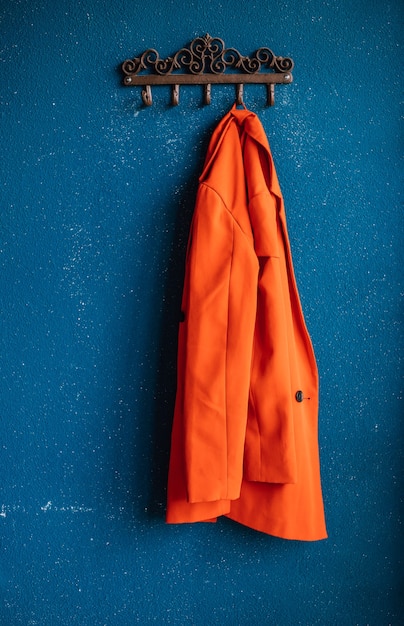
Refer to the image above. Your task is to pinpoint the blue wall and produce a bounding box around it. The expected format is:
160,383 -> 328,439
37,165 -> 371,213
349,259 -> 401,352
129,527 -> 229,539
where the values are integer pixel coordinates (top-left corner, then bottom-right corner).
1,1 -> 403,624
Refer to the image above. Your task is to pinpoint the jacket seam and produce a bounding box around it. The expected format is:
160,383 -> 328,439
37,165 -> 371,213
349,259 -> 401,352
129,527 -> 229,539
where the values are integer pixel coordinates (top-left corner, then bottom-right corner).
200,182 -> 252,244
248,336 -> 262,478
225,218 -> 234,499
248,189 -> 272,205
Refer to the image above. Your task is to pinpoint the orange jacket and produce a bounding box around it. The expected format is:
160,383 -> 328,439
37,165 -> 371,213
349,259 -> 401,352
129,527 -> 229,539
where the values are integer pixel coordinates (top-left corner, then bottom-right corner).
166,105 -> 327,541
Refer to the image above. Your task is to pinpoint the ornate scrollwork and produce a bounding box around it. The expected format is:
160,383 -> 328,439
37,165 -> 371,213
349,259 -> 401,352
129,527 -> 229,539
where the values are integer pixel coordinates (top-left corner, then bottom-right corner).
121,35 -> 294,106
121,34 -> 294,78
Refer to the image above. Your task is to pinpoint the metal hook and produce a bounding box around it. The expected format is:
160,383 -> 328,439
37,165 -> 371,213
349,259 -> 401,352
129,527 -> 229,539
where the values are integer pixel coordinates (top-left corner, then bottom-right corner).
267,84 -> 275,107
142,84 -> 152,106
172,84 -> 180,106
204,83 -> 211,105
236,83 -> 244,106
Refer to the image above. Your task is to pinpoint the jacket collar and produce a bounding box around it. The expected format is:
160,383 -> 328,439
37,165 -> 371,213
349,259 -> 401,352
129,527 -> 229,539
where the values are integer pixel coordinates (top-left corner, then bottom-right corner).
229,105 -> 271,150
200,105 -> 281,199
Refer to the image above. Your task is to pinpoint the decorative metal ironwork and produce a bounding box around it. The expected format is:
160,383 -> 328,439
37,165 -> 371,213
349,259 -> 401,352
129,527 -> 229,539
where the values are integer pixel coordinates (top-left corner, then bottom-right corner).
121,34 -> 294,107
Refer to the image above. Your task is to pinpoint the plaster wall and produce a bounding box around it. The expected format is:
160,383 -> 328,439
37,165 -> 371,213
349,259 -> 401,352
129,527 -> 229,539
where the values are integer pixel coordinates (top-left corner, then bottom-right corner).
1,1 -> 403,624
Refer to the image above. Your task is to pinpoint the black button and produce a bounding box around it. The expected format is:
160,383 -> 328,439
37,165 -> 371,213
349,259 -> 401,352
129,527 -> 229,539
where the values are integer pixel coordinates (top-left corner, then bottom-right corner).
179,310 -> 186,322
295,390 -> 304,403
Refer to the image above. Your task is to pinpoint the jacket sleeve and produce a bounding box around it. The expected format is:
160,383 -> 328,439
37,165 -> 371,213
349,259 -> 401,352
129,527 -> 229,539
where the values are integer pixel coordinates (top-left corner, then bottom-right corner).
179,183 -> 258,504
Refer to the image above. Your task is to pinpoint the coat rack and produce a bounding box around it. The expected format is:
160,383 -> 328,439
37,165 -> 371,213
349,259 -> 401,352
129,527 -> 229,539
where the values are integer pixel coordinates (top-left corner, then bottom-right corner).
121,34 -> 294,107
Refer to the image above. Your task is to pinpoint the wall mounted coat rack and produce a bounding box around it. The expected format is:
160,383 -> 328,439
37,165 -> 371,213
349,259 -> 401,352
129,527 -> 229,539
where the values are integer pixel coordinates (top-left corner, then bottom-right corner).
121,34 -> 294,107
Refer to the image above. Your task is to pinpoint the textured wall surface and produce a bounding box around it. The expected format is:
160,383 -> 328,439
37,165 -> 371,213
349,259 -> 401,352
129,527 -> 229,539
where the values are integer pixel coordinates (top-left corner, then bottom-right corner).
1,1 -> 403,624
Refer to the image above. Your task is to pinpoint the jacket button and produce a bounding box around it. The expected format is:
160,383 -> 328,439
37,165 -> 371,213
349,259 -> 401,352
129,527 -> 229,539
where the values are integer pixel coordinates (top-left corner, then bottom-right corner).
179,310 -> 186,322
295,390 -> 304,402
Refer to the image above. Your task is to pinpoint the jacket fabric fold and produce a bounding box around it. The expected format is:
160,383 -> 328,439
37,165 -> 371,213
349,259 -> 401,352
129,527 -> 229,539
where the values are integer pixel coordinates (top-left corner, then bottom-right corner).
166,105 -> 327,541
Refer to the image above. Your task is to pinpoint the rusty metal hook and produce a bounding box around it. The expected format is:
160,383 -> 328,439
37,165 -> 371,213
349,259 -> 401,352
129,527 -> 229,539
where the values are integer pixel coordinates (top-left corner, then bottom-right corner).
172,84 -> 180,106
141,84 -> 152,106
267,84 -> 275,106
236,83 -> 244,106
204,83 -> 211,105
